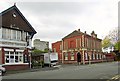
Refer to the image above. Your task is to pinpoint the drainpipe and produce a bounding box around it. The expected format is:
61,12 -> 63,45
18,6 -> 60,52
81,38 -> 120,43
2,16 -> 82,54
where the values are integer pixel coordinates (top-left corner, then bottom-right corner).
62,40 -> 64,64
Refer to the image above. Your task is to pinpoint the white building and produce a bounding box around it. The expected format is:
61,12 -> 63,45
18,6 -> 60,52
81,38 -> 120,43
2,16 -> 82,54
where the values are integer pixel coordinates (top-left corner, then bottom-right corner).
33,39 -> 49,51
102,45 -> 114,53
0,5 -> 36,70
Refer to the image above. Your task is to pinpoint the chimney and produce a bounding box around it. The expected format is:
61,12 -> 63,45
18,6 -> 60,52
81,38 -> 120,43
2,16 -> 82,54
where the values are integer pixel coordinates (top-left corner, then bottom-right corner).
91,31 -> 95,35
14,3 -> 16,6
78,29 -> 80,32
84,31 -> 86,34
95,34 -> 97,38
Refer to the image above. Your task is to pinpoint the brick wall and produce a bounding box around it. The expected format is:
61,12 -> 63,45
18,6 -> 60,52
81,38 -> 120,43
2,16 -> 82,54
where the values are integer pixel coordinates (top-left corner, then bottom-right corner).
5,64 -> 29,71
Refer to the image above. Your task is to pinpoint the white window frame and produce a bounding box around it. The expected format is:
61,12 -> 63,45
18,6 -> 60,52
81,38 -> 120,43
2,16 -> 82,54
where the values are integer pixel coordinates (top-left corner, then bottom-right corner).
96,54 -> 98,60
93,54 -> 95,59
5,51 -> 23,64
65,53 -> 68,60
85,53 -> 88,60
71,52 -> 74,60
99,54 -> 101,59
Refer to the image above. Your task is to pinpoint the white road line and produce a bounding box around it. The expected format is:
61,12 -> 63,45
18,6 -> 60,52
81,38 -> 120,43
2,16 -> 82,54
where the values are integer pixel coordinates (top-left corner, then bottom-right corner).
111,75 -> 120,80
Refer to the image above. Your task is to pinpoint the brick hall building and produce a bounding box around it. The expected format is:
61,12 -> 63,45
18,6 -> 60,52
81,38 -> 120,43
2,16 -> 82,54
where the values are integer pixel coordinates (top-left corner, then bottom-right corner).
0,5 -> 36,70
52,29 -> 104,64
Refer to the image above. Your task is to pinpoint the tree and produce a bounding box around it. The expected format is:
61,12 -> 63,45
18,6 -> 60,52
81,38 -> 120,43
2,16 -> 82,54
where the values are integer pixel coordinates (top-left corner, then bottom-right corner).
32,49 -> 48,54
102,37 -> 111,49
44,48 -> 49,53
114,41 -> 120,50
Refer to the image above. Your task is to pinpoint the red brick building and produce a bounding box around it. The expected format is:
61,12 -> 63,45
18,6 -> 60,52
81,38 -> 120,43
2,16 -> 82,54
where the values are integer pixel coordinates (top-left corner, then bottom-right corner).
52,41 -> 62,63
52,29 -> 104,64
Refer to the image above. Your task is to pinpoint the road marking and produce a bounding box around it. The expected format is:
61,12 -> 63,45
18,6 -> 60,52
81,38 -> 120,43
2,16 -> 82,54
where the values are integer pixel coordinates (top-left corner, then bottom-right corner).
111,75 -> 120,80
106,75 -> 120,81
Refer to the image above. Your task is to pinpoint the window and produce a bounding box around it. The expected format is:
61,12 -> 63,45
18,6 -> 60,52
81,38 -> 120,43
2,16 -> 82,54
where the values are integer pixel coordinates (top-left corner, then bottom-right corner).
64,53 -> 68,60
64,41 -> 68,50
80,38 -> 82,47
10,56 -> 14,63
22,31 -> 26,41
8,29 -> 11,39
85,53 -> 88,60
2,28 -> 6,39
12,30 -> 16,40
60,45 -> 62,50
87,38 -> 89,47
54,48 -> 56,52
12,12 -> 17,18
96,54 -> 98,60
70,41 -> 74,48
71,52 -> 74,60
76,39 -> 78,48
5,51 -> 9,63
93,54 -> 95,60
5,51 -> 23,64
17,31 -> 21,40
2,28 -> 23,41
76,39 -> 79,48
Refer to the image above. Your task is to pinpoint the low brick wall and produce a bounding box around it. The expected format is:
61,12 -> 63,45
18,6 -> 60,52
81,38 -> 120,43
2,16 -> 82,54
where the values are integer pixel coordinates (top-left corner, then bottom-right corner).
4,64 -> 29,71
63,60 -> 77,64
63,60 -> 105,64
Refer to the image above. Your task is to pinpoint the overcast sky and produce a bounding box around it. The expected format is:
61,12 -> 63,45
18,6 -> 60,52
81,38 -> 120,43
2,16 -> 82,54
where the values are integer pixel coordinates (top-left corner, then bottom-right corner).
0,0 -> 119,48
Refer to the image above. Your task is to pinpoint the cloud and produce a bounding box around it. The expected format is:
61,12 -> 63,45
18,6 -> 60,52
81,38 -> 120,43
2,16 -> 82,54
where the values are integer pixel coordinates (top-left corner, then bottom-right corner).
0,0 -> 119,48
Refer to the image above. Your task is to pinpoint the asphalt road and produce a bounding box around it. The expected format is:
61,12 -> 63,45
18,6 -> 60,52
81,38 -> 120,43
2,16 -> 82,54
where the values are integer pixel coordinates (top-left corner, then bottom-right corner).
2,62 -> 119,79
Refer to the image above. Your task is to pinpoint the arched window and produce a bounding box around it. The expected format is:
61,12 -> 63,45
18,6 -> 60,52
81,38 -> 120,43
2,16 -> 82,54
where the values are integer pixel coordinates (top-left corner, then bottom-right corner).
71,52 -> 74,60
85,52 -> 88,60
64,53 -> 68,60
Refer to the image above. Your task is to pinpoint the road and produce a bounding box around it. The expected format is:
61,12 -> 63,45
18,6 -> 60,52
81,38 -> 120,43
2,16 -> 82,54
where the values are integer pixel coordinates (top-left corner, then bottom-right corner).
2,62 -> 119,80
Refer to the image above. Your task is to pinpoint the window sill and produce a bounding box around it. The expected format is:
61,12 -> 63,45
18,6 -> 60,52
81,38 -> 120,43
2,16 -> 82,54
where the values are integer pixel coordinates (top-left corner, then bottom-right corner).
3,63 -> 29,65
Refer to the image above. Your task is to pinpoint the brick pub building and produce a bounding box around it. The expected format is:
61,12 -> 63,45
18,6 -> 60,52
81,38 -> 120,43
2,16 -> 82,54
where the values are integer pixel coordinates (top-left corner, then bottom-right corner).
52,29 -> 105,64
0,5 -> 36,70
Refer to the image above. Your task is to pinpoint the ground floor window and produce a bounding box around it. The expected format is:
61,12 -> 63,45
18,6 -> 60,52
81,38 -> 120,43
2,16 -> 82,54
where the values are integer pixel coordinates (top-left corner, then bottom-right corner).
71,52 -> 74,60
64,53 -> 68,60
96,54 -> 98,60
99,54 -> 101,59
5,51 -> 23,64
85,53 -> 88,60
92,54 -> 95,60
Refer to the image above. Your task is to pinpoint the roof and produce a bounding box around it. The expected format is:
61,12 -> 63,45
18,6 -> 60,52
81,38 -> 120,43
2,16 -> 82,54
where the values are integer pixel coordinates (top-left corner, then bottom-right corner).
62,30 -> 84,39
0,5 -> 37,38
62,29 -> 102,41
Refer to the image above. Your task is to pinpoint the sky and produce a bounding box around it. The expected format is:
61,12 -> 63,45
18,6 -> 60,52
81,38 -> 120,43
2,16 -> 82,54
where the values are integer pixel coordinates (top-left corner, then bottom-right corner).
0,0 -> 119,48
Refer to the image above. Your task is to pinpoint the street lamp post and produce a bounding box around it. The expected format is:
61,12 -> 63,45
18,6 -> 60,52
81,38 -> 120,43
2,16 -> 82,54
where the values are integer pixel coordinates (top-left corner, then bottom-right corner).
48,48 -> 51,67
89,54 -> 91,65
29,52 -> 31,69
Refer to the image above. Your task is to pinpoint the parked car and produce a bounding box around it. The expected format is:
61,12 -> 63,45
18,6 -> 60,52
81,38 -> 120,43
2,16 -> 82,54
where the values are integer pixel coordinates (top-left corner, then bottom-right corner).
0,65 -> 6,76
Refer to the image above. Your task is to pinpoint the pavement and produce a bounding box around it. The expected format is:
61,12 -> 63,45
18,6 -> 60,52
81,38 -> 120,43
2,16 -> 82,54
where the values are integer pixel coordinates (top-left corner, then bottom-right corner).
5,66 -> 59,75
